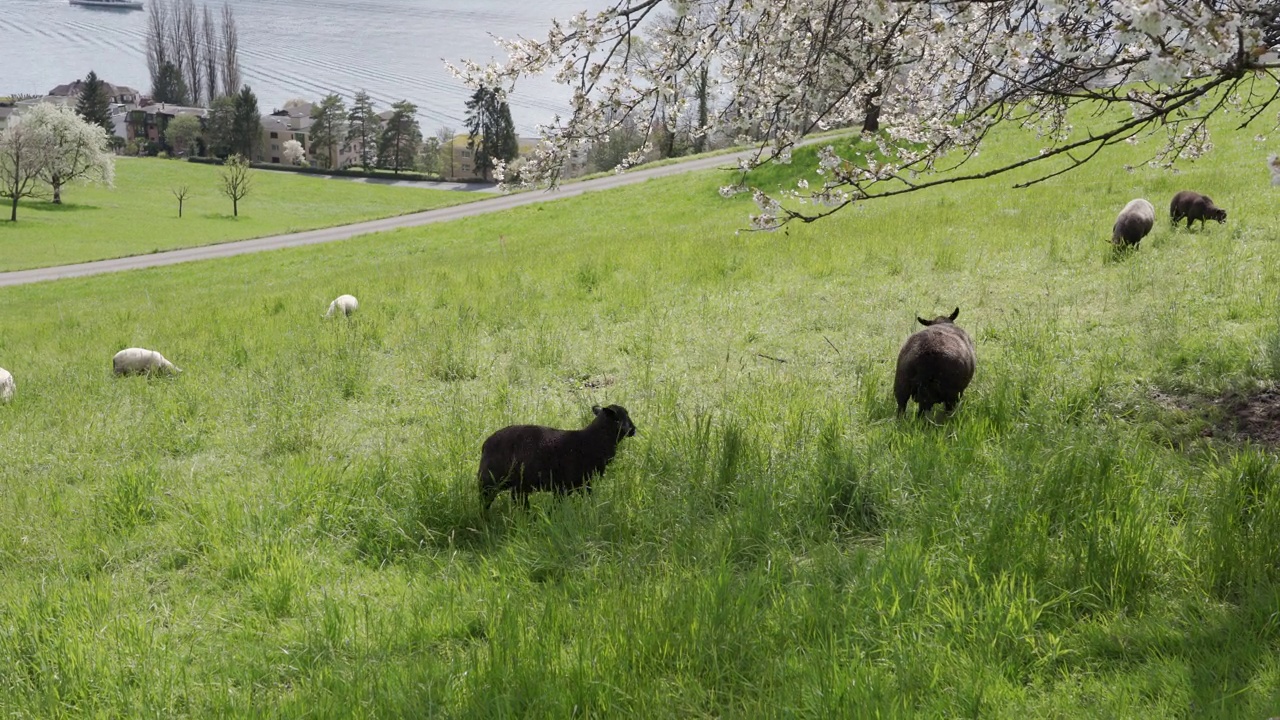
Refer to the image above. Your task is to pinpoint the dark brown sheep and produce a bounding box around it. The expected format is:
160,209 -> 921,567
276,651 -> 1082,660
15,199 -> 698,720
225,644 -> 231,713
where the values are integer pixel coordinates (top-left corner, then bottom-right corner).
894,307 -> 976,417
1112,199 -> 1155,247
1169,190 -> 1227,229
478,404 -> 638,510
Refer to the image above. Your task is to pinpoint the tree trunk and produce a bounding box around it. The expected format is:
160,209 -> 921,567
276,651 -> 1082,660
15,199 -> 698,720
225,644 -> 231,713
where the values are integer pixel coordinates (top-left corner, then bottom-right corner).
10,196 -> 17,222
232,198 -> 237,217
178,199 -> 183,218
694,65 -> 709,154
862,85 -> 883,133
52,176 -> 63,204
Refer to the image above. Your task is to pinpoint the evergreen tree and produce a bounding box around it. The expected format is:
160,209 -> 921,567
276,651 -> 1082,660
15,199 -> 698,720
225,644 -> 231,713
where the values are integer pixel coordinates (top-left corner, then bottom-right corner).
229,85 -> 260,158
204,95 -> 236,158
309,93 -> 347,170
152,61 -> 189,105
75,71 -> 114,136
344,90 -> 382,170
377,100 -> 422,174
464,86 -> 518,181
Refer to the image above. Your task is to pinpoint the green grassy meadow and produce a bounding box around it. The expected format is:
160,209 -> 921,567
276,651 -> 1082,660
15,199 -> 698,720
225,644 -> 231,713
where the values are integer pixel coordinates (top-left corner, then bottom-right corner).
2,112 -> 1280,717
0,158 -> 477,272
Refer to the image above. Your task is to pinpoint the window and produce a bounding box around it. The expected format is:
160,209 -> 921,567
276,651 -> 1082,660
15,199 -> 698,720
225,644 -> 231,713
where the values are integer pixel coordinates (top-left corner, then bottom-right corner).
271,143 -> 279,151
271,157 -> 279,164
270,131 -> 278,139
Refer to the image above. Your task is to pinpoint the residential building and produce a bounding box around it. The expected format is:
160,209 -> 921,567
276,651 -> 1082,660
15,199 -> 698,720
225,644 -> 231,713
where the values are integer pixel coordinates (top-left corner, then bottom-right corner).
256,101 -> 313,165
48,79 -> 141,105
124,103 -> 208,150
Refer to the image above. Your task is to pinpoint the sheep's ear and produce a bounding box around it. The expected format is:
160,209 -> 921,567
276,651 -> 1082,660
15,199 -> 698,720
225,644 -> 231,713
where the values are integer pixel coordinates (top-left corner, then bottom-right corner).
949,307 -> 960,321
602,406 -> 619,420
592,405 -> 603,416
917,316 -> 932,327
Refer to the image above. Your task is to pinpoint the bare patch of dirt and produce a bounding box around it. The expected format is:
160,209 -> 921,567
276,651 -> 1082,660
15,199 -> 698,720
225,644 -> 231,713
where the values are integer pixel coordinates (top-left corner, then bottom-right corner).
1154,386 -> 1280,447
1218,388 -> 1280,446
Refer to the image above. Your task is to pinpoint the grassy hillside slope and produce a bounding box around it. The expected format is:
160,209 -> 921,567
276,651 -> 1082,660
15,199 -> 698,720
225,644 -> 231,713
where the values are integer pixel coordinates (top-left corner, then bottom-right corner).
0,158 -> 477,272
0,115 -> 1279,717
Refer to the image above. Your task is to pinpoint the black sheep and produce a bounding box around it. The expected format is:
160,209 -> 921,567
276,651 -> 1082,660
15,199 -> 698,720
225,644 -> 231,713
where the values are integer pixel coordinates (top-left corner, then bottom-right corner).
894,308 -> 976,417
477,404 -> 638,510
1169,190 -> 1227,229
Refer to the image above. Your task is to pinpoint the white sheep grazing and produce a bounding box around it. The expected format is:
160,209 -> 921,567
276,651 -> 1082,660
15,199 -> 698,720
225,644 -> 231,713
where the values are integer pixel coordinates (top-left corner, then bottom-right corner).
112,348 -> 182,376
1269,155 -> 1280,186
325,294 -> 359,318
0,368 -> 13,403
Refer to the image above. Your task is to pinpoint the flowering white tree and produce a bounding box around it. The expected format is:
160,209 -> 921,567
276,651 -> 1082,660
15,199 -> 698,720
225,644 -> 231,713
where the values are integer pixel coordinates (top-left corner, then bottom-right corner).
0,121 -> 55,222
23,102 -> 115,206
282,139 -> 308,167
453,0 -> 1280,228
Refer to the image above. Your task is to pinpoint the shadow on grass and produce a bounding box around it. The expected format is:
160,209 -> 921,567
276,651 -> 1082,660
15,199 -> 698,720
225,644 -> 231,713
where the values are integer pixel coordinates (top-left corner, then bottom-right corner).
199,213 -> 242,221
25,201 -> 100,213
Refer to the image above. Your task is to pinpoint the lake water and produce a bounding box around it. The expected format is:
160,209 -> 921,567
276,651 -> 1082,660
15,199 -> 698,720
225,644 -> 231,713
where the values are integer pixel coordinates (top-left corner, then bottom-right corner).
0,0 -> 609,134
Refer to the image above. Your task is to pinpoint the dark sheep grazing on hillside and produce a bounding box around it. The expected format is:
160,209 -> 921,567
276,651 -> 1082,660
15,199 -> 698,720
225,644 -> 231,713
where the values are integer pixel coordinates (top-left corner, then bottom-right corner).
1169,190 -> 1227,229
894,307 -> 976,417
1111,198 -> 1155,247
478,404 -> 638,510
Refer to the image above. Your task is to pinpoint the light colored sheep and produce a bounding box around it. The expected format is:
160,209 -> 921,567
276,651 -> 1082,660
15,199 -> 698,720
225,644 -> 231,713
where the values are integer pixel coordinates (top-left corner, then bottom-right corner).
325,294 -> 359,318
478,404 -> 639,510
1268,155 -> 1280,186
894,308 -> 976,417
0,368 -> 13,403
1112,198 -> 1155,247
112,348 -> 181,376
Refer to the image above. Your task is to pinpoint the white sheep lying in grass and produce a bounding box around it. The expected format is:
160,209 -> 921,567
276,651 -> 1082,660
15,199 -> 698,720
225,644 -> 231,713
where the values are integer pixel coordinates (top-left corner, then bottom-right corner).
112,348 -> 182,376
0,368 -> 13,403
325,294 -> 359,318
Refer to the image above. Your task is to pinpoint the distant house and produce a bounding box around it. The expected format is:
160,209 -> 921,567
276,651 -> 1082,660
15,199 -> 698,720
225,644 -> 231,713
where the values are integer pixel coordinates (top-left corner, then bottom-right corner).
124,103 -> 208,150
0,105 -> 15,132
256,101 -> 313,165
48,79 -> 141,106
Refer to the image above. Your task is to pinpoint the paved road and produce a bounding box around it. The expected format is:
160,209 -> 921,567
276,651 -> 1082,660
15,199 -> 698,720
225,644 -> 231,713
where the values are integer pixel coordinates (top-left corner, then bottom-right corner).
0,148 -> 760,288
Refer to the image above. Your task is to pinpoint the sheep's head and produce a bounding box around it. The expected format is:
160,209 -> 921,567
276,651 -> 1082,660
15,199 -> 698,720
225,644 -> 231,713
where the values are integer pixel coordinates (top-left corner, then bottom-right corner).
917,307 -> 961,327
593,404 -> 638,438
1211,207 -> 1227,223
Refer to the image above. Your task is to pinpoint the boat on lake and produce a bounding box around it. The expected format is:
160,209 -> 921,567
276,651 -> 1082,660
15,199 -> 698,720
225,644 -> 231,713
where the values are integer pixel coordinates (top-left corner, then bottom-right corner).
69,0 -> 144,10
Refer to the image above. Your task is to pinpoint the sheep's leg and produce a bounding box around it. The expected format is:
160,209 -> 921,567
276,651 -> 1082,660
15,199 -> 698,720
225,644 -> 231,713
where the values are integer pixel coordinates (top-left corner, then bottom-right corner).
916,402 -> 933,418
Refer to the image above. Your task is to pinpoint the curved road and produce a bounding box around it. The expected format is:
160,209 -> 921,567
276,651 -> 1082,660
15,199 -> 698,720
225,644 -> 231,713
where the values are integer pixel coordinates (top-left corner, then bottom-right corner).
0,149 -> 763,288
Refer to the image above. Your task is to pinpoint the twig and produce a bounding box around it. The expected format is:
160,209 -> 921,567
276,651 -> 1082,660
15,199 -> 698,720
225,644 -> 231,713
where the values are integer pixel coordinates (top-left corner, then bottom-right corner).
756,353 -> 787,363
823,335 -> 841,356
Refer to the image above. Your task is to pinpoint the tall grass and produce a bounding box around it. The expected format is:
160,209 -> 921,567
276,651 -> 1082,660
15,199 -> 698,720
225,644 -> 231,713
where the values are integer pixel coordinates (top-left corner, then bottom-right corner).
1,110 -> 1280,716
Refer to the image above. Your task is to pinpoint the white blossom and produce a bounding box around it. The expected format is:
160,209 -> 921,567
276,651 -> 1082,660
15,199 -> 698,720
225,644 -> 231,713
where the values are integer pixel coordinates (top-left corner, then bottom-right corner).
451,0 -> 1280,226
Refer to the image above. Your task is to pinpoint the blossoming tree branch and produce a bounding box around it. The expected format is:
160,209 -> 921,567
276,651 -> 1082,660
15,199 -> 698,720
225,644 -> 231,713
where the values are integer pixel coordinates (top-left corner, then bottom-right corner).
452,0 -> 1280,229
